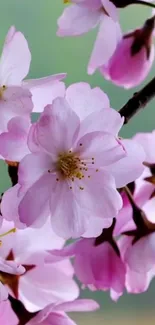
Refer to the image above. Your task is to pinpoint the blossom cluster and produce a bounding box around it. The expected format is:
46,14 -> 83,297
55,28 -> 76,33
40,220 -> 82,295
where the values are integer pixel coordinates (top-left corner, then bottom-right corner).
0,0 -> 155,324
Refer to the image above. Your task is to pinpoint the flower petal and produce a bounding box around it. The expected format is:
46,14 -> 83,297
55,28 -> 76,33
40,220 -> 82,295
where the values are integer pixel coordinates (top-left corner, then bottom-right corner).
24,74 -> 66,113
79,108 -> 124,138
104,139 -> 145,188
66,82 -> 110,120
0,26 -> 31,85
57,5 -> 100,36
19,173 -> 51,227
0,116 -> 30,161
88,16 -> 121,74
34,98 -> 80,156
75,131 -> 126,167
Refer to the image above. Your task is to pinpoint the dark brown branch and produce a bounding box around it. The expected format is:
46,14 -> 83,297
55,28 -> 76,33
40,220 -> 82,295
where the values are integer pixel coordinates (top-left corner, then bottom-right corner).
119,76 -> 155,124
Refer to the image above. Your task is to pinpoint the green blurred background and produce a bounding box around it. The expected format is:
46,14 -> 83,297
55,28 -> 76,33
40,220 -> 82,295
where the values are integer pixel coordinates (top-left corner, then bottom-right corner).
0,1 -> 155,323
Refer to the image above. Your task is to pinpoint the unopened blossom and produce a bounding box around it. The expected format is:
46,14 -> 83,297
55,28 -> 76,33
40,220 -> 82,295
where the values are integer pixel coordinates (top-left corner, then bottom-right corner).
0,219 -> 79,312
58,0 -> 121,74
26,299 -> 99,325
101,16 -> 155,88
47,231 -> 126,301
0,300 -> 18,325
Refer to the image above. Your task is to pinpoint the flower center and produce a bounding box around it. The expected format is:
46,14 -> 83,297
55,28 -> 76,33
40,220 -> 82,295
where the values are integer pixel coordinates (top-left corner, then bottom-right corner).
63,0 -> 71,3
0,85 -> 6,99
56,151 -> 83,180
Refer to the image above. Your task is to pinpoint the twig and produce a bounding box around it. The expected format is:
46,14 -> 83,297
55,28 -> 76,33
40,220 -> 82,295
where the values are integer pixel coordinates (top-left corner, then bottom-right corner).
119,76 -> 155,124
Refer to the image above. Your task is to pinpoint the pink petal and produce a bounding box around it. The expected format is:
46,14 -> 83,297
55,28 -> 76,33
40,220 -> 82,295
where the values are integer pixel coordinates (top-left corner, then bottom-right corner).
50,180 -> 87,238
55,299 -> 99,312
50,172 -> 122,238
101,0 -> 118,21
24,75 -> 66,113
104,139 -> 145,188
57,5 -> 100,36
19,173 -> 51,227
0,300 -> 18,324
126,267 -> 155,294
66,82 -> 110,120
33,98 -> 80,156
79,108 -> 124,138
0,26 -> 31,85
134,131 -> 155,163
83,217 -> 112,238
0,283 -> 8,302
88,16 -> 121,74
18,152 -> 52,188
0,86 -> 33,133
19,263 -> 79,312
0,257 -> 25,275
1,184 -> 25,228
75,131 -> 126,166
143,197 -> 155,224
27,310 -> 76,325
0,116 -> 30,161
124,233 -> 155,273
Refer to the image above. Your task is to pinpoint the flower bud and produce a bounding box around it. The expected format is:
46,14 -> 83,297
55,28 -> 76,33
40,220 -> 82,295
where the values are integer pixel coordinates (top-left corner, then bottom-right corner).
100,16 -> 155,88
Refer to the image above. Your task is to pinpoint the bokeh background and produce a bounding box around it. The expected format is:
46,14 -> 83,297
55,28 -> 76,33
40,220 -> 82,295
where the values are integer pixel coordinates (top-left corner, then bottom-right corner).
0,1 -> 155,323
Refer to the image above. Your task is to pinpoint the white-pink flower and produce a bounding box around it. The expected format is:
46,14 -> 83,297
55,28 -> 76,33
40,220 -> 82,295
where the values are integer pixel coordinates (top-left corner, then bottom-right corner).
57,0 -> 121,74
1,83 -> 145,238
26,299 -> 99,325
0,220 -> 79,312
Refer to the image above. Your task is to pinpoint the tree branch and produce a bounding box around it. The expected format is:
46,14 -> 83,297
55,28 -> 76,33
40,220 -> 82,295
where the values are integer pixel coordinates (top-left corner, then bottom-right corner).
119,76 -> 155,124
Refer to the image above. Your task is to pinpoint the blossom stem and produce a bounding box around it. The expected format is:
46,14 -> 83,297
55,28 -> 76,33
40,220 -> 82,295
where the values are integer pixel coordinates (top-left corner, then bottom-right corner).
119,76 -> 155,124
9,295 -> 37,325
134,0 -> 155,9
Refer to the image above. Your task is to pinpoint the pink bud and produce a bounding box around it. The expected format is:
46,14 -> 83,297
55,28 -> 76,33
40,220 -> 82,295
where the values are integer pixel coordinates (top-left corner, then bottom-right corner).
100,16 -> 155,88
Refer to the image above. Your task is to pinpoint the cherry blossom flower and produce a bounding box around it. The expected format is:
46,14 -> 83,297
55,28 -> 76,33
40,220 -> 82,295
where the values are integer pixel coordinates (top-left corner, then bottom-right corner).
26,299 -> 99,325
0,300 -> 18,325
1,88 -> 145,238
0,220 -> 79,312
100,16 -> 155,88
58,0 -> 121,74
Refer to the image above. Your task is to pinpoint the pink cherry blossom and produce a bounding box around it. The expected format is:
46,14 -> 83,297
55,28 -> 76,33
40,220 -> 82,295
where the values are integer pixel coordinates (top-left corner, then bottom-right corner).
0,300 -> 18,325
47,238 -> 126,301
0,220 -> 79,312
2,97 -> 126,238
57,1 -> 121,74
26,299 -> 99,325
100,16 -> 155,88
1,90 -> 146,238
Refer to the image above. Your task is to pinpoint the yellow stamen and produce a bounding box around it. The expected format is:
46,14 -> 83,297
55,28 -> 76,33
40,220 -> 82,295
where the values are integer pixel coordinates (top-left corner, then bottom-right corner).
56,152 -> 83,180
0,228 -> 16,239
0,85 -> 6,99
